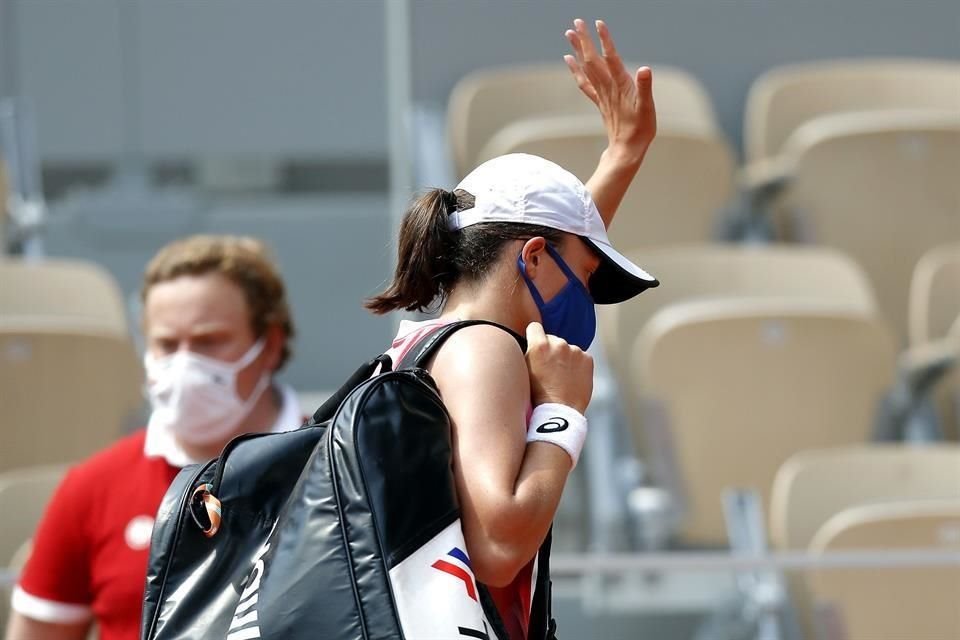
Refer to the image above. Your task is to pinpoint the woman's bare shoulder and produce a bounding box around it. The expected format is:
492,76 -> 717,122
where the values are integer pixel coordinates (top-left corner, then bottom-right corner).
429,324 -> 528,392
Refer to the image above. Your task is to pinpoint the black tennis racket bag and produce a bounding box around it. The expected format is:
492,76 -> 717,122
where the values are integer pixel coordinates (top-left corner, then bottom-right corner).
141,320 -> 556,640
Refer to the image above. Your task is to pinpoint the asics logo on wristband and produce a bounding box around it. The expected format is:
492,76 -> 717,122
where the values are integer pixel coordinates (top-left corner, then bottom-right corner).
536,417 -> 569,433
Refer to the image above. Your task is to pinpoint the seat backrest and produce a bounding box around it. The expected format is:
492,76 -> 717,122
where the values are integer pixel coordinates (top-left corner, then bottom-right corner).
448,63 -> 718,177
808,500 -> 960,640
599,244 -> 877,385
782,112 -> 960,342
0,326 -> 143,473
0,258 -> 129,335
910,243 -> 960,347
477,115 -> 735,251
0,466 -> 65,634
770,444 -> 960,549
633,299 -> 896,545
744,58 -> 960,163
0,465 -> 66,568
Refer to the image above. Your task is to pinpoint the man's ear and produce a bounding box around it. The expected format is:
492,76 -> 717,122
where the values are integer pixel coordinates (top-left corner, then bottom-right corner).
261,324 -> 285,373
519,237 -> 548,278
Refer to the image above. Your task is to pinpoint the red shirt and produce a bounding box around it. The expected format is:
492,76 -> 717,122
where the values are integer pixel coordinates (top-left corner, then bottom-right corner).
14,431 -> 179,640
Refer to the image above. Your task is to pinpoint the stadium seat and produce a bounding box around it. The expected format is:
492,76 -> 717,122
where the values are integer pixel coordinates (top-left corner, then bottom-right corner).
907,249 -> 960,440
631,299 -> 896,545
597,245 -> 877,444
0,465 -> 65,633
0,325 -> 143,472
910,243 -> 960,348
769,445 -> 960,637
0,258 -> 129,335
476,115 -> 735,250
448,63 -> 721,178
770,444 -> 960,549
768,111 -> 960,341
807,500 -> 960,640
0,258 -> 141,471
598,244 -> 876,382
743,58 -> 960,166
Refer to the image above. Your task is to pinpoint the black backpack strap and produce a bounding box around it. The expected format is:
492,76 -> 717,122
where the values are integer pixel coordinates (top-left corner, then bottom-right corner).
396,320 -> 527,371
528,527 -> 557,639
308,354 -> 392,424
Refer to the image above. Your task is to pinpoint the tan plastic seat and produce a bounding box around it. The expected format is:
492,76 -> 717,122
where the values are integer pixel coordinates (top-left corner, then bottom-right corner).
909,248 -> 960,439
808,500 -> 960,640
632,299 -> 896,545
773,111 -> 960,342
599,244 -> 876,380
0,258 -> 129,335
448,63 -> 720,178
743,58 -> 960,166
0,324 -> 143,472
910,243 -> 960,348
771,446 -> 960,638
476,115 -> 735,251
0,466 -> 65,633
8,540 -> 31,574
770,444 -> 960,550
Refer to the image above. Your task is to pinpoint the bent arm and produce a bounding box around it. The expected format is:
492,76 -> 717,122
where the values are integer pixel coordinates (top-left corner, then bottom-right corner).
430,327 -> 572,587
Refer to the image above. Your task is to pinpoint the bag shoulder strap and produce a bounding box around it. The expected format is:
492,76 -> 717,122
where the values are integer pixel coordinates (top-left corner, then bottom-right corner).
309,353 -> 392,424
397,319 -> 526,371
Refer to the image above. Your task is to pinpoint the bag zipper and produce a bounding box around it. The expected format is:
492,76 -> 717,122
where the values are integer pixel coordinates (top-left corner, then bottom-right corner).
327,373 -> 386,640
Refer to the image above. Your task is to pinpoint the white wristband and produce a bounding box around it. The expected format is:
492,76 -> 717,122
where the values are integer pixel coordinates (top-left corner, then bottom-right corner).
526,403 -> 588,468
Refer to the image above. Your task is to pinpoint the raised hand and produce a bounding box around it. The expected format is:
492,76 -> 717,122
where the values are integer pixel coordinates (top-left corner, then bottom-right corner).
564,18 -> 656,166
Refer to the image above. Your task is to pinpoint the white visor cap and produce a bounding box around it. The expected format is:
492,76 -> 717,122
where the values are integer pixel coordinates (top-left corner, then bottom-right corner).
448,153 -> 659,304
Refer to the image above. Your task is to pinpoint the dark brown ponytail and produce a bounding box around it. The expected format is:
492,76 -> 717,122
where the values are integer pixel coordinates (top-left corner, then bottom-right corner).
366,188 -> 564,314
365,188 -> 458,314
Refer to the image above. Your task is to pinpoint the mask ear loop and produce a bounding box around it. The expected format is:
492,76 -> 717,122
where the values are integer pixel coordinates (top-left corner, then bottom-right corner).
517,253 -> 548,307
229,337 -> 273,418
543,244 -> 592,297
231,337 -> 267,370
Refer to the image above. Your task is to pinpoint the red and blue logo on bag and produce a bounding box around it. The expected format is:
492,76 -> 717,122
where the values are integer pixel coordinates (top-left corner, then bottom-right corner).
431,547 -> 477,601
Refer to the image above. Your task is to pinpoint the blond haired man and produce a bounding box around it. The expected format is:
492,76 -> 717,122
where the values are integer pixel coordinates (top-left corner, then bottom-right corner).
7,236 -> 301,640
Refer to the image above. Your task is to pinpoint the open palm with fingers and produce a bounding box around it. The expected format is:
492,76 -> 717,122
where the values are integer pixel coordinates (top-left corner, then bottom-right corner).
564,18 -> 657,165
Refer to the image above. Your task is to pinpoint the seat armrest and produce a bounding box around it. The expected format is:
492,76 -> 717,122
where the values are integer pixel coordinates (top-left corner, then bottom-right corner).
738,155 -> 795,202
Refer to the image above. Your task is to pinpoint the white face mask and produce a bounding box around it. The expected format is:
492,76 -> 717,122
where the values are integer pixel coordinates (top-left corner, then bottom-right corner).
144,338 -> 270,447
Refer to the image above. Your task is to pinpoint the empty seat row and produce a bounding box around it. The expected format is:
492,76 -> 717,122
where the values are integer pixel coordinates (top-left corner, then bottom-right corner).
774,446 -> 960,640
593,243 -> 958,547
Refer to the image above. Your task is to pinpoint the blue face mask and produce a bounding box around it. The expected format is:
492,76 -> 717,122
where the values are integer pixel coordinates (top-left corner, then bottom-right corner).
518,243 -> 597,350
